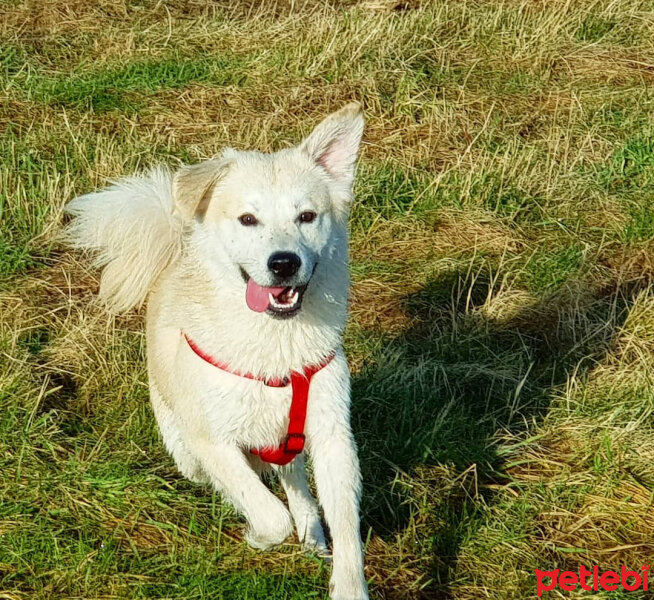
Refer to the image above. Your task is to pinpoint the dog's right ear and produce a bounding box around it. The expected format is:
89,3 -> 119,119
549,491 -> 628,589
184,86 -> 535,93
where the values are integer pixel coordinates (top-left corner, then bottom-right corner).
173,158 -> 232,221
300,102 -> 364,190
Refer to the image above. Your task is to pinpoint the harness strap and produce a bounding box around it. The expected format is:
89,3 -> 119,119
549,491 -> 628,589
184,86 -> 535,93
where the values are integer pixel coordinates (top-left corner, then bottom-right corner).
183,333 -> 290,387
182,331 -> 334,465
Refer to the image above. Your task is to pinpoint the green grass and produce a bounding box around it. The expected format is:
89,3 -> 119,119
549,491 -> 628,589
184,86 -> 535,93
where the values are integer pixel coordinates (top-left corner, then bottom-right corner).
30,56 -> 248,112
603,135 -> 654,191
1,1 -> 654,599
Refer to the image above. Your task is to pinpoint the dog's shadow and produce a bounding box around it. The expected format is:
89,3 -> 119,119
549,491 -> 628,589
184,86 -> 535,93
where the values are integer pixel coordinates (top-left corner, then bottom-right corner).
349,265 -> 645,599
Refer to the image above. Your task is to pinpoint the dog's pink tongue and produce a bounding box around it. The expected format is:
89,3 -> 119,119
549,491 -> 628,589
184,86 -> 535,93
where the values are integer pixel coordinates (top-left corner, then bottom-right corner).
246,279 -> 286,312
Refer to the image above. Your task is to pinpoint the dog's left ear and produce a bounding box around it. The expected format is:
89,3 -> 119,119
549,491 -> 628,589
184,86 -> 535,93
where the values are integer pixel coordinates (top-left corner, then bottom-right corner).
173,157 -> 232,221
300,102 -> 364,189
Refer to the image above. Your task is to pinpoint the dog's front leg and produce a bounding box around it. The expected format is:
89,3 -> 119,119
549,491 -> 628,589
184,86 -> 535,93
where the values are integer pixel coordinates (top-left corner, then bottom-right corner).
190,440 -> 293,549
277,455 -> 327,555
307,359 -> 368,600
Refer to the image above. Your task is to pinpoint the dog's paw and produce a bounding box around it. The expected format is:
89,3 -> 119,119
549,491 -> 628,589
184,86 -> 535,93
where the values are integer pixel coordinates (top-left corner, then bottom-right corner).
304,533 -> 329,557
329,572 -> 368,600
297,516 -> 328,556
303,533 -> 329,557
183,468 -> 210,485
245,520 -> 293,550
329,586 -> 369,600
245,504 -> 293,550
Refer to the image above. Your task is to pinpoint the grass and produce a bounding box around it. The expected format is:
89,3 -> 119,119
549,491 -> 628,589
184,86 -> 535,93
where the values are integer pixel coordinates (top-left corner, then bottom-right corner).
30,56 -> 248,112
1,1 -> 653,598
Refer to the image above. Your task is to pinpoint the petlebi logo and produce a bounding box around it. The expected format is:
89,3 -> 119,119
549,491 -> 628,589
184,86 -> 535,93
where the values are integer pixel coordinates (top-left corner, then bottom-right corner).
535,565 -> 649,596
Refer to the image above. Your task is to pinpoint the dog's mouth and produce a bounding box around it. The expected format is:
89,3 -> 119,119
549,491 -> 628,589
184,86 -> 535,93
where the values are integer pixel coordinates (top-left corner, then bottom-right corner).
240,268 -> 307,318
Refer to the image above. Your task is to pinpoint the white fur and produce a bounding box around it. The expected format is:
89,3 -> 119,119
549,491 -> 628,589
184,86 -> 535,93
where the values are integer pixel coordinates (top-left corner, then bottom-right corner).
65,167 -> 182,313
66,104 -> 368,600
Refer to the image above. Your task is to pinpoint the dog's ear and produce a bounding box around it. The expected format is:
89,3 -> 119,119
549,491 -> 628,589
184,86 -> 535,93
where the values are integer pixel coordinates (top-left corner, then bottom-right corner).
300,102 -> 364,188
173,158 -> 232,221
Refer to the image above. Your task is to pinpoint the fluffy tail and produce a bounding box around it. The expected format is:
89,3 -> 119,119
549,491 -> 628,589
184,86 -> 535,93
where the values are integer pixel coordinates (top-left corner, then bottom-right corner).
65,167 -> 182,313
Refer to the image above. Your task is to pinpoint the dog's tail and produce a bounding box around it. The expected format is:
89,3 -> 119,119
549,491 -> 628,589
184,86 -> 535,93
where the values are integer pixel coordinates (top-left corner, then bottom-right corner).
65,167 -> 182,313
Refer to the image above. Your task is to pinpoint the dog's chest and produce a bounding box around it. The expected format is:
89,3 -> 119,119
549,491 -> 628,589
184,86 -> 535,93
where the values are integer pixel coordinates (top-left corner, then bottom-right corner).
148,325 -> 329,450
173,356 -> 294,448
209,379 -> 293,447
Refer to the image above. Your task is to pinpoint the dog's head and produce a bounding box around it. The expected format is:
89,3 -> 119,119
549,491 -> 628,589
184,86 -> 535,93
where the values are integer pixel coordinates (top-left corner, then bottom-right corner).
173,103 -> 364,319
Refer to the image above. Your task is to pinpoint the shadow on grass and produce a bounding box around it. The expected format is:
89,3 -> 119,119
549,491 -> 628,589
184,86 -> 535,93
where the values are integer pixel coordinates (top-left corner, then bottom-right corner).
351,266 -> 647,599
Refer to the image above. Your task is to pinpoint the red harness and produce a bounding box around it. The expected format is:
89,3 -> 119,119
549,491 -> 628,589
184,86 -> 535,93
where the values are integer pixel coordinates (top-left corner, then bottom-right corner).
182,332 -> 334,465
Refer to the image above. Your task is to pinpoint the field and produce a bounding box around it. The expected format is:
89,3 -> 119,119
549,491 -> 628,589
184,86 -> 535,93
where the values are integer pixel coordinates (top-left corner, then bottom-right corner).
1,1 -> 653,598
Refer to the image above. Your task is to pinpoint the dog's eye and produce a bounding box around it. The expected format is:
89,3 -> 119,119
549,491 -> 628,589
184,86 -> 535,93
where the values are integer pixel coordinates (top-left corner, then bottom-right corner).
239,213 -> 258,226
299,211 -> 317,224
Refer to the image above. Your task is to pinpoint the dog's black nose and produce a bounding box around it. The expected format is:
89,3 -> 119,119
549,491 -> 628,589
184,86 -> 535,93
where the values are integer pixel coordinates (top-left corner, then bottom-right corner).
268,252 -> 301,279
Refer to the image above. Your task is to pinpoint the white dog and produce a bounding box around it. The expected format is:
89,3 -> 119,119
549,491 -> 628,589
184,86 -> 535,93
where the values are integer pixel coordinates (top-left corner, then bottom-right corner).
65,104 -> 368,600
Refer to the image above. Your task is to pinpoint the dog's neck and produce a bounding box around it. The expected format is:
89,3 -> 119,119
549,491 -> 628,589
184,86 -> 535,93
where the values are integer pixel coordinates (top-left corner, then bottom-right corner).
165,249 -> 349,379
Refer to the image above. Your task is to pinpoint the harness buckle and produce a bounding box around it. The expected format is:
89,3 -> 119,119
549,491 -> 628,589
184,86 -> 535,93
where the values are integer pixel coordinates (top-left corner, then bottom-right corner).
283,433 -> 305,454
